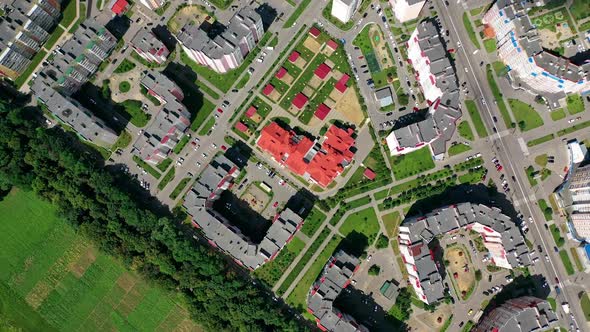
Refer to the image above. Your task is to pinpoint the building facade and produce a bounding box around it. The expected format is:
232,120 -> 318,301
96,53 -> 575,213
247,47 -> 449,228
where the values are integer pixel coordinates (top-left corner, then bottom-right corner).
0,0 -> 61,80
133,70 -> 191,165
331,0 -> 359,23
32,79 -> 118,147
475,296 -> 558,332
40,18 -> 117,96
556,163 -> 590,240
131,27 -> 170,64
385,20 -> 461,160
388,0 -> 425,23
176,7 -> 263,73
399,203 -> 530,304
482,0 -> 590,107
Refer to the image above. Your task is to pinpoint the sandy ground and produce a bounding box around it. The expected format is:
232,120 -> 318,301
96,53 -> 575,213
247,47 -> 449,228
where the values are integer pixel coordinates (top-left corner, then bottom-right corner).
414,304 -> 453,331
334,88 -> 364,125
282,73 -> 294,85
167,6 -> 213,34
241,184 -> 270,213
294,58 -> 307,69
323,96 -> 337,109
538,25 -> 575,49
250,114 -> 263,124
446,247 -> 475,296
303,36 -> 322,53
308,75 -> 323,89
268,89 -> 282,102
302,85 -> 315,97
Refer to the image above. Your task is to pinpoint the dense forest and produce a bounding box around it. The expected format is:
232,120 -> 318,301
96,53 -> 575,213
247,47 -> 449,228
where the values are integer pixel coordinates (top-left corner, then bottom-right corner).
0,99 -> 308,332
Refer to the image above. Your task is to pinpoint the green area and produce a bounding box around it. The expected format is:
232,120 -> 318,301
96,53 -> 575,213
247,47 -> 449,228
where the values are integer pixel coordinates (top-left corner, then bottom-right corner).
492,61 -> 508,76
458,121 -> 475,141
381,211 -> 401,238
535,154 -> 548,167
300,208 -> 326,237
462,13 -> 480,48
173,136 -> 190,154
581,292 -> 590,321
196,81 -> 220,100
483,39 -> 497,53
448,143 -> 472,156
559,250 -> 575,275
190,97 -> 215,132
132,155 -> 161,179
157,167 -> 176,190
119,81 -> 131,93
169,177 -> 192,200
269,36 -> 279,47
527,134 -> 555,147
198,117 -> 216,136
111,130 -> 132,152
550,224 -> 565,247
368,264 -> 381,276
119,100 -> 150,127
465,100 -> 489,138
538,199 -> 553,221
532,8 -> 576,34
68,2 -> 86,33
462,320 -> 475,332
525,165 -> 538,187
486,65 -> 512,127
45,27 -> 65,49
570,248 -> 584,272
550,108 -> 566,121
209,0 -> 234,9
0,190 -> 196,332
14,50 -> 47,88
322,1 -> 355,31
156,158 -> 173,172
339,207 -> 380,246
570,0 -> 590,21
557,119 -> 590,136
566,94 -> 585,114
61,0 -> 77,28
235,74 -> 250,89
254,237 -> 306,287
283,0 -> 312,28
509,99 -> 544,131
375,234 -> 389,249
352,24 -> 397,88
390,146 -> 435,180
347,195 -> 371,209
114,59 -> 136,74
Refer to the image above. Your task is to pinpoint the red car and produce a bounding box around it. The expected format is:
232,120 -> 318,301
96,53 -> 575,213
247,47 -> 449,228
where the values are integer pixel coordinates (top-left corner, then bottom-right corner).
217,108 -> 223,114
358,56 -> 364,59
273,201 -> 279,208
496,165 -> 503,171
221,145 -> 227,151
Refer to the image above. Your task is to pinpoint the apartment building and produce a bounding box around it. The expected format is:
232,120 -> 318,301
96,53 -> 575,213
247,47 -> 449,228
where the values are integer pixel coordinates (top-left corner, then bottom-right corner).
139,0 -> 166,10
388,0 -> 425,23
331,0 -> 360,23
556,162 -> 590,241
398,203 -> 530,304
475,296 -> 558,332
483,0 -> 590,107
183,155 -> 305,270
257,122 -> 356,188
0,0 -> 61,79
176,7 -> 263,73
131,27 -> 170,64
31,79 -> 118,147
133,70 -> 190,164
385,20 -> 461,160
41,18 -> 117,95
307,250 -> 368,332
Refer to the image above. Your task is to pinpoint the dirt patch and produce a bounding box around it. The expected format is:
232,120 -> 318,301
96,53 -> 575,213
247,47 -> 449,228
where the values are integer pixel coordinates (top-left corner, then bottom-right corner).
446,246 -> 475,298
416,303 -> 453,330
538,26 -> 574,50
118,287 -> 144,316
323,97 -> 337,109
241,183 -> 271,213
294,58 -> 307,69
308,75 -> 323,89
25,281 -> 52,309
167,5 -> 213,34
174,319 -> 204,332
282,73 -> 294,85
116,272 -> 137,292
307,116 -> 322,129
334,88 -> 364,125
268,89 -> 282,102
302,85 -> 315,97
70,247 -> 97,278
303,37 -> 322,53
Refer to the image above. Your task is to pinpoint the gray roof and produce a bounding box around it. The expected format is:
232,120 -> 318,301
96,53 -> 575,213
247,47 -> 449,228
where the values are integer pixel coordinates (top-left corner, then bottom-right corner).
131,27 -> 168,56
375,87 -> 393,107
475,296 -> 558,332
183,156 -> 304,270
31,79 -> 117,147
307,250 -> 368,332
400,203 -> 530,303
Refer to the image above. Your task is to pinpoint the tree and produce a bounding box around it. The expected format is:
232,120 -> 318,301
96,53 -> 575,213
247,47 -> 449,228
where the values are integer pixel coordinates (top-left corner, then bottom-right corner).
375,234 -> 389,249
475,269 -> 482,281
368,264 -> 381,276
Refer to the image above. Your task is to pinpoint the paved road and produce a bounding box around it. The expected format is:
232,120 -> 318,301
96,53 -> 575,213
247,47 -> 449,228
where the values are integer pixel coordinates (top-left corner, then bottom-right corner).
436,0 -> 585,330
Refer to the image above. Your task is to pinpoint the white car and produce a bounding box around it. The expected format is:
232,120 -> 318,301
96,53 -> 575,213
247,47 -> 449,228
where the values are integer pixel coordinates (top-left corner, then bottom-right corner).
196,162 -> 201,167
529,216 -> 533,223
367,255 -> 372,261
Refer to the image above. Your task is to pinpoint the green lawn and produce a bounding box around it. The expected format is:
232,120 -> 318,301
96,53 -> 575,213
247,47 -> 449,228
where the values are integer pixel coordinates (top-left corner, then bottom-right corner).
0,189 -> 198,332
119,100 -> 150,127
550,108 -> 566,121
570,0 -> 590,21
14,50 -> 47,88
483,39 -> 497,53
157,167 -> 176,190
557,119 -> 590,136
457,121 -> 475,140
132,155 -> 161,179
156,158 -> 173,172
339,207 -> 380,246
558,250 -> 575,275
527,134 -> 555,147
45,27 -> 65,49
465,100 -> 488,138
197,117 -> 216,136
448,143 -> 472,156
300,208 -> 326,237
169,177 -> 192,200
486,65 -> 512,127
173,135 -> 190,154
570,248 -> 584,272
535,154 -> 548,167
550,224 -> 565,247
462,12 -> 480,48
381,211 -> 401,238
114,59 -> 136,74
68,2 -> 86,33
190,97 -> 215,132
538,199 -> 553,221
111,130 -> 132,151
509,99 -> 544,131
283,0 -> 312,28
492,61 -> 508,76
390,146 -> 435,180
254,237 -> 306,288
61,0 -> 78,28
119,81 -> 131,93
566,94 -> 584,114
580,292 -> 590,321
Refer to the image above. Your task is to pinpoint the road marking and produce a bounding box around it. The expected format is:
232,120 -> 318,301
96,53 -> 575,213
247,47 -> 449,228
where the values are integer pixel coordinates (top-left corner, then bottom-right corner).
517,137 -> 530,156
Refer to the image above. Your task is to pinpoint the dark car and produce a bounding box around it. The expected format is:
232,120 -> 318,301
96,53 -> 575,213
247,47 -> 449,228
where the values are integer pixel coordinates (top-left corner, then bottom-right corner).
363,12 -> 368,18
488,274 -> 492,282
544,224 -> 549,230
459,322 -> 464,328
386,112 -> 393,116
537,245 -> 543,252
381,16 -> 387,22
483,290 -> 489,296
493,116 -> 498,123
554,246 -> 559,253
493,127 -> 498,133
363,70 -> 369,74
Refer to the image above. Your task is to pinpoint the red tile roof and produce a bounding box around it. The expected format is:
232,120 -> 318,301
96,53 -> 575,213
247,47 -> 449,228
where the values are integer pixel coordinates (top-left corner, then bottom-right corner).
257,122 -> 356,188
275,67 -> 287,79
292,93 -> 308,109
111,0 -> 129,14
288,51 -> 300,62
334,73 -> 350,93
263,84 -> 274,96
327,40 -> 339,50
235,122 -> 248,132
363,168 -> 376,180
245,106 -> 257,118
314,103 -> 331,120
314,63 -> 331,80
309,27 -> 321,38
